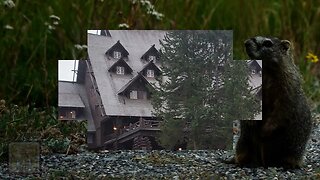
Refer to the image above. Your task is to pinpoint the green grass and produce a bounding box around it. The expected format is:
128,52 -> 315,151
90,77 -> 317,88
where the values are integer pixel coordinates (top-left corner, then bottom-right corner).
0,100 -> 86,162
0,0 -> 319,108
0,0 -> 319,157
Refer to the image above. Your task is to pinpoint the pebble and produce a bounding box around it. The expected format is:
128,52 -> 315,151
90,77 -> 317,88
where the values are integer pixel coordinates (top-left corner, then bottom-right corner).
0,124 -> 319,179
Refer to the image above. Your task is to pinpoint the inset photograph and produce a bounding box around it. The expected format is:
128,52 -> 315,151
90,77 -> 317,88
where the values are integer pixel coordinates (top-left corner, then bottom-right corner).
58,30 -> 261,150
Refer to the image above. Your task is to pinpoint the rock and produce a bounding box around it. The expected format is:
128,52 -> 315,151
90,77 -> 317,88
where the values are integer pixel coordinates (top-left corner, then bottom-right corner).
1,124 -> 319,179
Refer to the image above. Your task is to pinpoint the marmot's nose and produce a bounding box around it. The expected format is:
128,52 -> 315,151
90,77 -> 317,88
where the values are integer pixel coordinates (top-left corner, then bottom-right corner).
262,39 -> 274,47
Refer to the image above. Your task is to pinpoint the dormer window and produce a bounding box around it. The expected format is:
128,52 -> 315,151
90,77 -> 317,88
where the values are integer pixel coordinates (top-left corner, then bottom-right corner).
116,66 -> 125,75
67,110 -> 76,119
113,51 -> 121,59
141,44 -> 159,63
148,55 -> 156,61
105,40 -> 129,59
108,58 -> 133,75
146,69 -> 154,78
140,61 -> 161,78
118,73 -> 153,100
249,60 -> 262,75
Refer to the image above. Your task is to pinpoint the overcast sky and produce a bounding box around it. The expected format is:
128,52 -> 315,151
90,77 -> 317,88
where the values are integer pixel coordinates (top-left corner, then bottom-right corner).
88,30 -> 99,35
58,60 -> 79,81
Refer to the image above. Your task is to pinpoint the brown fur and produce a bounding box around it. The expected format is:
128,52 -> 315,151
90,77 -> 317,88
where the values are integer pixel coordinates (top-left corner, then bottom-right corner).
232,37 -> 312,169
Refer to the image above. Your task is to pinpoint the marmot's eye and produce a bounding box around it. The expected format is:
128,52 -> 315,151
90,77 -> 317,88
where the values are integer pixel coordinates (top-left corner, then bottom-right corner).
262,39 -> 274,47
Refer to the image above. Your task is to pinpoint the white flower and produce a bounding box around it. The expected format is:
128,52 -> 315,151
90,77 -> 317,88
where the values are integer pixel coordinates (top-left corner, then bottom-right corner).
4,24 -> 13,30
118,23 -> 130,29
74,44 -> 82,50
74,44 -> 88,50
49,15 -> 61,21
3,0 -> 15,8
44,22 -> 55,31
130,0 -> 164,20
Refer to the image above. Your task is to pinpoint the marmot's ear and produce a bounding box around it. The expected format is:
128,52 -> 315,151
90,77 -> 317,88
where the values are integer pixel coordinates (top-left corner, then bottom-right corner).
281,40 -> 291,51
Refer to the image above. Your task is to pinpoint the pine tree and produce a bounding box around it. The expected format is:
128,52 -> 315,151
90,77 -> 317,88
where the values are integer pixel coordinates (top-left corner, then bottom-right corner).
152,31 -> 259,150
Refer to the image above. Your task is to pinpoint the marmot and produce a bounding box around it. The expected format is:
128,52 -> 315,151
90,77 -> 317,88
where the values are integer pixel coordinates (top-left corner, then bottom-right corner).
232,36 -> 312,169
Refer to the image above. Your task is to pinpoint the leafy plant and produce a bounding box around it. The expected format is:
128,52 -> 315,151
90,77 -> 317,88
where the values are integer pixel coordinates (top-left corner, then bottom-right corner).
0,100 -> 87,162
45,138 -> 70,154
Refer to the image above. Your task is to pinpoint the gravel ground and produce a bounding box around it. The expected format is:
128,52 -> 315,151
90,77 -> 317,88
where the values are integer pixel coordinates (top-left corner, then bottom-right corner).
1,124 -> 319,179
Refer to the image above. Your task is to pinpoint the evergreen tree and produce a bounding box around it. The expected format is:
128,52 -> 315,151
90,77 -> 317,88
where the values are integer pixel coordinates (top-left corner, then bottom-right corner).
152,31 -> 259,150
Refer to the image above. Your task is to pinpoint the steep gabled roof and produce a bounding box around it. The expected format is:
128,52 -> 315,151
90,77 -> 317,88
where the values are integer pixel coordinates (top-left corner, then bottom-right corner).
141,44 -> 160,60
108,57 -> 133,74
58,81 -> 85,108
140,60 -> 162,76
59,93 -> 85,108
58,81 -> 95,131
118,73 -> 153,95
105,40 -> 129,57
88,30 -> 167,117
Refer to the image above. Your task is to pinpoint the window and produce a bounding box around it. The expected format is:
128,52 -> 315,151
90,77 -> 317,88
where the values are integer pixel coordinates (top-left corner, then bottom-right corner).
66,110 -> 76,119
58,111 -> 64,119
130,90 -> 138,99
137,91 -> 147,99
146,69 -> 154,78
251,69 -> 256,74
116,66 -> 125,75
129,90 -> 147,99
87,133 -> 94,144
113,51 -> 121,59
148,55 -> 156,61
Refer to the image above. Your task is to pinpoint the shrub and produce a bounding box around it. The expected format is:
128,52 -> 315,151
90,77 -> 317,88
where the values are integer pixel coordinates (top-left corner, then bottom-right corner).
0,100 -> 87,162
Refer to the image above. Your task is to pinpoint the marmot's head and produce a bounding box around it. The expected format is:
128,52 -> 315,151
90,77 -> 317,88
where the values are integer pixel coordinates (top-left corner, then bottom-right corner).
245,36 -> 292,70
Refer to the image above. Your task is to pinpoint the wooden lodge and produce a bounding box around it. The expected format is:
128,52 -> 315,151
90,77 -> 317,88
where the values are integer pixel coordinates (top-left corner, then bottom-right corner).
61,30 -> 167,150
58,30 -> 262,150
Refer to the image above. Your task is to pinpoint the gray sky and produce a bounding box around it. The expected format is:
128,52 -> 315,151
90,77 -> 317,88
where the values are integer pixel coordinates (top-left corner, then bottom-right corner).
58,60 -> 79,81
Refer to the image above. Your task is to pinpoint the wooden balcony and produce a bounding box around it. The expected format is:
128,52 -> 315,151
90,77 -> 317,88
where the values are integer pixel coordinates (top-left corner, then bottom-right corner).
104,118 -> 161,146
